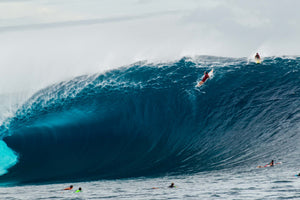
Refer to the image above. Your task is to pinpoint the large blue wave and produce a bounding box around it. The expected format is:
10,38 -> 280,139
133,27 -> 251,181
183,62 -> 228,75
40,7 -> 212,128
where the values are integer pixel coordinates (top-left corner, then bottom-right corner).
0,56 -> 299,184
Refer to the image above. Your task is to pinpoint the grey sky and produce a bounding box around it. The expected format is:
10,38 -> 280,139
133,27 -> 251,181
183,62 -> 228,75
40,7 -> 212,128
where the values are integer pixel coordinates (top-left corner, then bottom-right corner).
0,0 -> 300,94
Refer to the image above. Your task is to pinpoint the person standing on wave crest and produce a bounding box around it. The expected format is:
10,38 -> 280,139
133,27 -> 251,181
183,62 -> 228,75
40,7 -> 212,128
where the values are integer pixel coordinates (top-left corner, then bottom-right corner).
255,53 -> 260,60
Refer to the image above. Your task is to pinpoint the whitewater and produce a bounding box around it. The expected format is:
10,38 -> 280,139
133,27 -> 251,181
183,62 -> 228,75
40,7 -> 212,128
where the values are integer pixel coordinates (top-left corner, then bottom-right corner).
0,56 -> 300,199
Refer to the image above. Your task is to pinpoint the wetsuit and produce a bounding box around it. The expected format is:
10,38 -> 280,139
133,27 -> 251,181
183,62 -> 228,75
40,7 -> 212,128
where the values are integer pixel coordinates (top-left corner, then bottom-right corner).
201,74 -> 209,82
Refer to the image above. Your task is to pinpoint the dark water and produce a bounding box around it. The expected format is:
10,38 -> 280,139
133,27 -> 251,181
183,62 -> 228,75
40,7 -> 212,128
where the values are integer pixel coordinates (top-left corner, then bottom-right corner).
0,56 -> 299,186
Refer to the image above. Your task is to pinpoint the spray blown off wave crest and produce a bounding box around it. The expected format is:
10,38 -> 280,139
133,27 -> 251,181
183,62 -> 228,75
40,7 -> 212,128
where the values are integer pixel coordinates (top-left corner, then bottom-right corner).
0,56 -> 299,184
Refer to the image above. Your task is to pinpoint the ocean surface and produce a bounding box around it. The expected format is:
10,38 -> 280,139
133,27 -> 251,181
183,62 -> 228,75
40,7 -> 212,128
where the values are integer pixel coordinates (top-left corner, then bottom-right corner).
0,56 -> 299,199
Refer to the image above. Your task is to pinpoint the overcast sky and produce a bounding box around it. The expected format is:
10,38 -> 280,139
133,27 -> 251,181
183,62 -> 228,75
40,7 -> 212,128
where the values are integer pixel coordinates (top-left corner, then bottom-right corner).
0,0 -> 300,93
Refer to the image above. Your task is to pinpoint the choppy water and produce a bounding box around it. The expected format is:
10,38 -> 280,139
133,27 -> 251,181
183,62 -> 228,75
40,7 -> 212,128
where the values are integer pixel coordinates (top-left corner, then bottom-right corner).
1,166 -> 300,200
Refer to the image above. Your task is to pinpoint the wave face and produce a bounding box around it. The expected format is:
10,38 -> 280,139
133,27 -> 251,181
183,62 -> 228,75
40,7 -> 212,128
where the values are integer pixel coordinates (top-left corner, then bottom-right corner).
0,56 -> 300,184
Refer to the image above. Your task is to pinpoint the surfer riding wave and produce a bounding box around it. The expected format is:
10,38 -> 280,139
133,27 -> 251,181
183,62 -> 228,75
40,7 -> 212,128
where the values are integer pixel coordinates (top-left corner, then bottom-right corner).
196,69 -> 213,87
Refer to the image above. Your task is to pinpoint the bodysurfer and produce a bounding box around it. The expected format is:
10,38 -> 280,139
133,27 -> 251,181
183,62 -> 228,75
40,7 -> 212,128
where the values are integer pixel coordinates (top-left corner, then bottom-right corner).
64,185 -> 73,190
197,70 -> 213,87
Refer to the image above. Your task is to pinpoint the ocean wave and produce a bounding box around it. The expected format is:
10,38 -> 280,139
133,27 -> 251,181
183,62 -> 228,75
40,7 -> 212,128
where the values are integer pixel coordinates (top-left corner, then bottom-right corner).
0,56 -> 299,184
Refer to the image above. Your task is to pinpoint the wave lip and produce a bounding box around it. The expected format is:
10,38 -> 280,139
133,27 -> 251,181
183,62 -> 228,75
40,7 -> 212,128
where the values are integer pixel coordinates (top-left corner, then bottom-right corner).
0,56 -> 300,184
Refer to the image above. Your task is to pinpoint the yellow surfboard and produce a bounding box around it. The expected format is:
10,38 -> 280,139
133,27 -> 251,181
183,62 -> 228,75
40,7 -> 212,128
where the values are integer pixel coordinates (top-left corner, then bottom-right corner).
255,58 -> 261,64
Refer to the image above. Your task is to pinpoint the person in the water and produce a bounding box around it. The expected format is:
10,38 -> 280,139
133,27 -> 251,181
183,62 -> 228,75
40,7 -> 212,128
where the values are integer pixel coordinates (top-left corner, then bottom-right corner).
197,71 -> 210,87
168,183 -> 176,188
152,183 -> 176,189
64,185 -> 73,190
269,160 -> 274,167
75,187 -> 82,193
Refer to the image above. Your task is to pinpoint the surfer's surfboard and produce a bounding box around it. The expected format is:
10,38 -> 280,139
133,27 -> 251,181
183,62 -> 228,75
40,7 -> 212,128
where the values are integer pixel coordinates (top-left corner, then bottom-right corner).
255,58 -> 261,64
208,69 -> 214,77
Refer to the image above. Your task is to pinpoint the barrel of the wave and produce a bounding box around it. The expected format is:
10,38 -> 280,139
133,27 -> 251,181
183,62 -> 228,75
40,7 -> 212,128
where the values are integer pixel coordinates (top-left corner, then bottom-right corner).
0,140 -> 18,176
